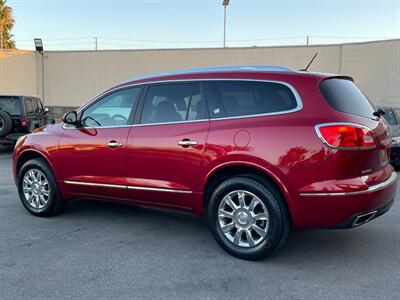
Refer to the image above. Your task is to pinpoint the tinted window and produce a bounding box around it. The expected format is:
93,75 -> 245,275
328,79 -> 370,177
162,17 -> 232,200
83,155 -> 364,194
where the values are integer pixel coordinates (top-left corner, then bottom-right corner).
205,81 -> 298,119
380,108 -> 399,125
0,96 -> 22,115
30,99 -> 39,114
81,87 -> 141,127
25,99 -> 34,115
140,83 -> 205,124
319,79 -> 375,118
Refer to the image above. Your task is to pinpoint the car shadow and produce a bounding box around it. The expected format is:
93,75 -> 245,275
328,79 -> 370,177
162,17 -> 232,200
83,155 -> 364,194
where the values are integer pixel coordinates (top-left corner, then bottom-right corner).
62,198 -> 395,264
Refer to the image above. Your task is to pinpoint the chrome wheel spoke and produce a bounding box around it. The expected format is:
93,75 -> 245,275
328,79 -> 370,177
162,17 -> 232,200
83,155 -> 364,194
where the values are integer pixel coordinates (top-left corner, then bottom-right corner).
248,196 -> 259,211
252,224 -> 266,237
221,222 -> 235,233
219,209 -> 234,219
233,229 -> 243,245
253,212 -> 268,221
245,230 -> 255,247
224,195 -> 238,210
238,191 -> 246,208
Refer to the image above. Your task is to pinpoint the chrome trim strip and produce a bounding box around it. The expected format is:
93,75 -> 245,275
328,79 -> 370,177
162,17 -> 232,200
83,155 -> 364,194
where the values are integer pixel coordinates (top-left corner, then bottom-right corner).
64,180 -> 126,189
127,186 -> 192,194
299,171 -> 397,197
63,78 -> 303,130
64,180 -> 193,194
314,122 -> 377,150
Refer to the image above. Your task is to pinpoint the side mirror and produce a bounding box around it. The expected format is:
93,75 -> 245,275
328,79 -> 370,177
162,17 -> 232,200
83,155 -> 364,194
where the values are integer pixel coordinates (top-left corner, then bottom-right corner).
43,106 -> 50,114
62,111 -> 80,127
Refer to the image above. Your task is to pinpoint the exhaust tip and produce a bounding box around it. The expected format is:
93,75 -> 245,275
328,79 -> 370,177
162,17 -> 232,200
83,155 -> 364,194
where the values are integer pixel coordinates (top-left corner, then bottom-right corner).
352,210 -> 378,227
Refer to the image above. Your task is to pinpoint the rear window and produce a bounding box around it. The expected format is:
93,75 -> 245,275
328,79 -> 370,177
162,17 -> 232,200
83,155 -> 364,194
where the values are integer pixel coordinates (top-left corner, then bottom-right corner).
319,78 -> 375,118
205,81 -> 298,119
0,96 -> 22,115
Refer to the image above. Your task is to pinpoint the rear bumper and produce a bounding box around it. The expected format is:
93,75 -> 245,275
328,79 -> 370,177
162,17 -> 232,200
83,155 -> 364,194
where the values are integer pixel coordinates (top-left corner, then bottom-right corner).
294,171 -> 397,229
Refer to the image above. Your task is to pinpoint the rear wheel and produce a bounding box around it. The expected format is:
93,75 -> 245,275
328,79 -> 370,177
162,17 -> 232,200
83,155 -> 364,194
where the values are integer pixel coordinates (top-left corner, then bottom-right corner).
17,158 -> 66,216
0,110 -> 13,137
207,177 -> 290,260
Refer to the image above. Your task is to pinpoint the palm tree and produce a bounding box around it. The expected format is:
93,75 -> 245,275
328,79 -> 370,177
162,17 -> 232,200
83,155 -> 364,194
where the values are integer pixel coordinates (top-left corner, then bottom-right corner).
0,0 -> 15,49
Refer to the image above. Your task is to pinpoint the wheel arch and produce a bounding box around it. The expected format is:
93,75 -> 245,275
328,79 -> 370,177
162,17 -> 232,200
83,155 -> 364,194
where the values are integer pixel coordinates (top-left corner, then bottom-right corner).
201,162 -> 296,222
16,149 -> 55,178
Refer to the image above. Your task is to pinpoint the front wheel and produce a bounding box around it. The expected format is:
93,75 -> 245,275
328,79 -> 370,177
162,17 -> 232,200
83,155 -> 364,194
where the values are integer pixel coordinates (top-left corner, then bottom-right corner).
17,158 -> 66,217
207,177 -> 290,260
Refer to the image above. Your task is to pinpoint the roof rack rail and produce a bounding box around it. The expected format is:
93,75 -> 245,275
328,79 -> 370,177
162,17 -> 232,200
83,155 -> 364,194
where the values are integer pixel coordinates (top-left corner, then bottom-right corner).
125,65 -> 294,83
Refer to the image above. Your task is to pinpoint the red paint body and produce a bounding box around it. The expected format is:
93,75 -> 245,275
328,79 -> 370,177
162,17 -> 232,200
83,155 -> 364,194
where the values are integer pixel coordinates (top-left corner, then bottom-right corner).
13,70 -> 397,229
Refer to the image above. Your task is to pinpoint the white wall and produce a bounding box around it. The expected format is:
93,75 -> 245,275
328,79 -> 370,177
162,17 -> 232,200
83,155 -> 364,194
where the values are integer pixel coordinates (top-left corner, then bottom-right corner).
0,39 -> 399,109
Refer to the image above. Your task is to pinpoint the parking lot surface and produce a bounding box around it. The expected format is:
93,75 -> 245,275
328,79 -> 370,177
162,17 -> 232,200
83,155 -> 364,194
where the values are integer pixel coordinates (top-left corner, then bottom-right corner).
0,145 -> 399,299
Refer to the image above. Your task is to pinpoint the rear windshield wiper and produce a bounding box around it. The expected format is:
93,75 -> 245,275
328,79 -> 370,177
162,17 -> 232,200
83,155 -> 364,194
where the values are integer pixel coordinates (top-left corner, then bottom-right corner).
373,109 -> 385,117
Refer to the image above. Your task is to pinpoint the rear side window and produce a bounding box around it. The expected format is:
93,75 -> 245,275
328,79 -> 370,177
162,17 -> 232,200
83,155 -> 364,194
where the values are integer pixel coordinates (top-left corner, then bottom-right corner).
319,78 -> 375,119
140,83 -> 206,124
0,96 -> 22,115
204,81 -> 298,119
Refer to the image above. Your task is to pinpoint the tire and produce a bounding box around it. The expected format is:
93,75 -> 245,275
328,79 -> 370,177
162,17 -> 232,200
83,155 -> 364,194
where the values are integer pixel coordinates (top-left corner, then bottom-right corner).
17,158 -> 66,217
0,110 -> 13,137
207,177 -> 290,260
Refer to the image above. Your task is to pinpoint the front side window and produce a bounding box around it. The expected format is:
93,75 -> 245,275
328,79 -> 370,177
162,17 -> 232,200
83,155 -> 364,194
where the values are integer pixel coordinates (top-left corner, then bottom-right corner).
0,96 -> 22,115
81,87 -> 141,127
205,81 -> 298,119
140,83 -> 206,125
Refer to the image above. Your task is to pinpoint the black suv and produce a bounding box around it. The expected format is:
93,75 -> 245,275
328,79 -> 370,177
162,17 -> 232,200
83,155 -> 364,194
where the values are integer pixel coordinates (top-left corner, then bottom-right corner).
0,95 -> 54,145
378,106 -> 400,167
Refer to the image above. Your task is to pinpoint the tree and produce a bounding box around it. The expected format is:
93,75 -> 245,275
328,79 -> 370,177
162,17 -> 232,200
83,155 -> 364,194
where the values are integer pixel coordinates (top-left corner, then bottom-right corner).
0,0 -> 15,49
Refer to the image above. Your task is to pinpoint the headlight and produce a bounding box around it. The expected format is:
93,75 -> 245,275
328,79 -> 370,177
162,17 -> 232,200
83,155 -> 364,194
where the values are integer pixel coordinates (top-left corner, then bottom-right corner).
392,137 -> 400,145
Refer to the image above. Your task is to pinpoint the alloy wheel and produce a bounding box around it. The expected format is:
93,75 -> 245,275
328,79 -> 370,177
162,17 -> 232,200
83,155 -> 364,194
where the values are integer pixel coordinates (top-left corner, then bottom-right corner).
218,190 -> 269,248
22,169 -> 51,210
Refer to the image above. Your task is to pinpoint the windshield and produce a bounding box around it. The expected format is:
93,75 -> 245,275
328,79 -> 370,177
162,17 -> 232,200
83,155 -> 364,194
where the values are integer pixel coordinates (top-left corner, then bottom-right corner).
0,96 -> 22,115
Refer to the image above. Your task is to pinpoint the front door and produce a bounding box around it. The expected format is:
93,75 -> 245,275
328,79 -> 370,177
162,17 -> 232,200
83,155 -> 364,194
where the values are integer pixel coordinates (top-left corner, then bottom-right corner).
57,87 -> 142,200
126,82 -> 209,209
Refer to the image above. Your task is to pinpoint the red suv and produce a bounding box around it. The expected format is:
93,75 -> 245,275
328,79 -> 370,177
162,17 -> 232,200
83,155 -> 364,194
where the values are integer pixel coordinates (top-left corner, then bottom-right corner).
13,66 -> 397,260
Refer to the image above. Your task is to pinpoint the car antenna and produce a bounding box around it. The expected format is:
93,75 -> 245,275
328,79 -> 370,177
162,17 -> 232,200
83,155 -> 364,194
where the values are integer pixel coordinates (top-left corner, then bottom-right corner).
300,52 -> 318,72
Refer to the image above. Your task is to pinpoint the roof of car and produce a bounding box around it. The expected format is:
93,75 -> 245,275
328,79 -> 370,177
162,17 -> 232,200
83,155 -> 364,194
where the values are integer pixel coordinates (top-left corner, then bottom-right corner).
125,65 -> 294,82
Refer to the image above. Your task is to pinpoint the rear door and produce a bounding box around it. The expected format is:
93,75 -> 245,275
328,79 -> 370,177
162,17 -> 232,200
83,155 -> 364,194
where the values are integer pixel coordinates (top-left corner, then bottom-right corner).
319,78 -> 392,179
125,82 -> 209,209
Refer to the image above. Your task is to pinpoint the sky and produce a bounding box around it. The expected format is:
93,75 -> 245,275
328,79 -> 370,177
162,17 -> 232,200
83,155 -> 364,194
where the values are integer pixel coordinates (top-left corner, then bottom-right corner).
8,0 -> 400,51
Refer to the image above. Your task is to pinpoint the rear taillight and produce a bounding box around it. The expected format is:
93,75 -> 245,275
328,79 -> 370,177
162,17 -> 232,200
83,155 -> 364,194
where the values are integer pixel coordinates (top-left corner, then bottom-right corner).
20,119 -> 29,127
315,123 -> 376,149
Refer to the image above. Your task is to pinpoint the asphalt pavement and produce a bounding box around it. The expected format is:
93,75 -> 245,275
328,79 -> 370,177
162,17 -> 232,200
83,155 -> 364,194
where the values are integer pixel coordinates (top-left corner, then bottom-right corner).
0,145 -> 399,299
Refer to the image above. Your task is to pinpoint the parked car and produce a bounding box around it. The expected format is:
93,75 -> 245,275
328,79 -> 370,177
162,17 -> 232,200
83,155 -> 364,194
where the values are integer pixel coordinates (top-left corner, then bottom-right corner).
378,106 -> 400,168
13,66 -> 397,260
0,95 -> 53,145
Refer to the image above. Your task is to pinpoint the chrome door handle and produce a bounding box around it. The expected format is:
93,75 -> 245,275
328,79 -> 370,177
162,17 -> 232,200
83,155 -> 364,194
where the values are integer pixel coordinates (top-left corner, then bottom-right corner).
178,139 -> 198,147
107,141 -> 123,148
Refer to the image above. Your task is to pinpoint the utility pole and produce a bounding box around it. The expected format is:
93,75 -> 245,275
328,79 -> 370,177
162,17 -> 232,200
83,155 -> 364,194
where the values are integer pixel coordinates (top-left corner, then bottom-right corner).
306,36 -> 309,46
223,0 -> 230,48
95,37 -> 98,50
0,27 -> 3,49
